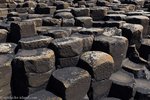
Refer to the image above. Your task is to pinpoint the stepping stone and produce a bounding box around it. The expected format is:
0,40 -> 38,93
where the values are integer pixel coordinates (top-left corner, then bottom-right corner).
45,29 -> 71,39
42,17 -> 62,26
122,23 -> 143,49
109,70 -> 135,100
104,14 -> 127,21
126,15 -> 149,37
88,79 -> 112,100
27,90 -> 62,100
71,8 -> 90,17
0,29 -> 8,43
49,37 -> 83,58
9,21 -> 37,43
46,67 -> 91,100
54,1 -> 69,10
18,36 -> 53,50
24,18 -> 43,27
62,18 -> 75,27
90,7 -> 108,21
78,51 -> 114,81
101,27 -> 122,36
92,36 -> 128,71
71,33 -> 94,52
13,48 -> 55,73
134,79 -> 150,100
96,0 -> 110,6
0,43 -> 17,54
75,17 -> 93,28
122,58 -> 150,79
54,12 -> 74,19
78,28 -> 104,36
105,21 -> 126,28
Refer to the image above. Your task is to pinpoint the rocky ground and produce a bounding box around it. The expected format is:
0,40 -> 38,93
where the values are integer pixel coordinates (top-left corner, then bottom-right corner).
0,0 -> 150,100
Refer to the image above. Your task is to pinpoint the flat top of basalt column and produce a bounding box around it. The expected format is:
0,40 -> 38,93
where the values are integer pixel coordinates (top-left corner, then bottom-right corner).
75,17 -> 92,20
16,48 -> 54,60
80,51 -> 114,68
110,70 -> 135,86
142,39 -> 150,46
122,58 -> 145,71
52,37 -> 82,45
106,14 -> 127,17
122,23 -> 143,31
135,79 -> 150,94
127,15 -> 149,20
19,35 -> 53,43
52,67 -> 90,87
0,43 -> 17,54
94,35 -> 127,43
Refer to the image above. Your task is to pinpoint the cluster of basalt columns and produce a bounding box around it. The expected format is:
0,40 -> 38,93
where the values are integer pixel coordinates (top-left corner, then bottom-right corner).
0,0 -> 150,100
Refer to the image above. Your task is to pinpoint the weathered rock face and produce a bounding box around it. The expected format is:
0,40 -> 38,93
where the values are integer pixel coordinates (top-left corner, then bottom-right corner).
8,21 -> 37,43
11,48 -> 55,97
46,67 -> 91,100
78,51 -> 114,80
92,36 -> 128,71
109,70 -> 135,100
0,0 -> 150,99
14,48 -> 55,73
49,37 -> 83,58
18,35 -> 53,50
0,54 -> 13,97
122,23 -> 143,49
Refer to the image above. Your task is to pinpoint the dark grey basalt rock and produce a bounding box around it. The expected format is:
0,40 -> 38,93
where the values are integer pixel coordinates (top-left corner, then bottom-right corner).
0,54 -> 13,97
13,48 -> 55,73
92,36 -> 128,71
62,18 -> 75,27
90,7 -> 108,21
8,21 -> 37,43
27,69 -> 54,87
42,17 -> 62,26
75,16 -> 93,28
54,12 -> 74,19
46,67 -> 91,100
27,89 -> 62,100
0,29 -> 8,43
134,79 -> 150,100
109,70 -> 135,100
56,56 -> 80,68
126,15 -> 149,37
122,23 -> 143,49
49,37 -> 83,58
122,58 -> 150,79
45,29 -> 71,39
78,51 -> 114,80
71,8 -> 90,17
88,79 -> 112,100
18,35 -> 53,50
